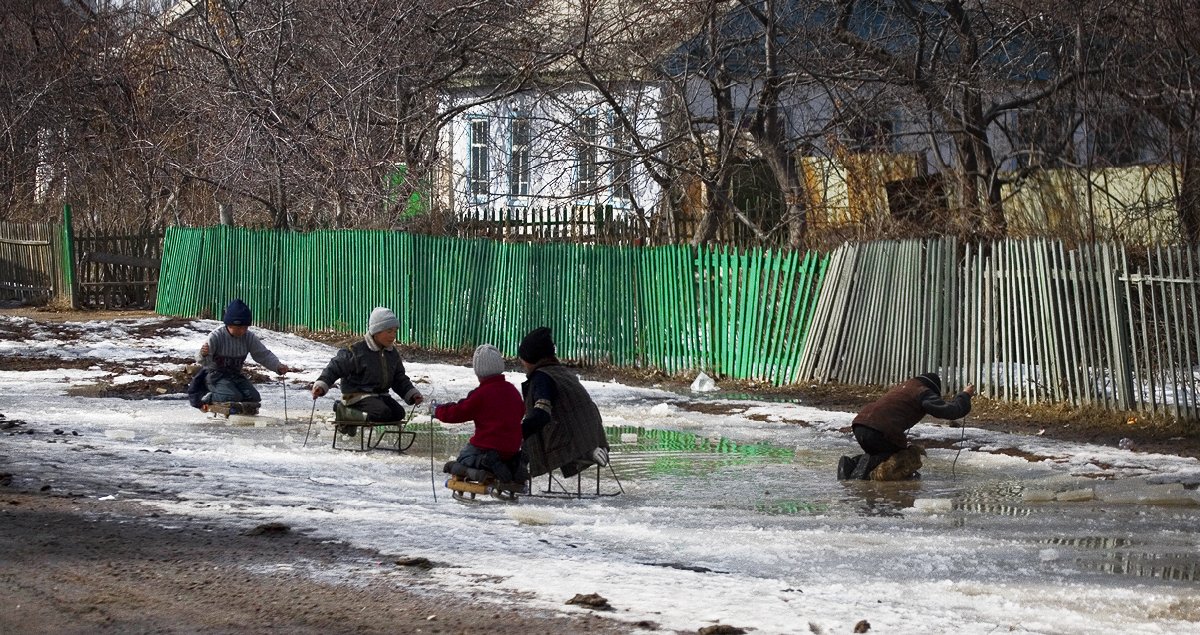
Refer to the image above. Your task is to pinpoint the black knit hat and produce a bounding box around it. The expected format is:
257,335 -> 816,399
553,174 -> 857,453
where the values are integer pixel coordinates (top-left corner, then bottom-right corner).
223,298 -> 252,326
518,326 -> 555,362
916,372 -> 942,393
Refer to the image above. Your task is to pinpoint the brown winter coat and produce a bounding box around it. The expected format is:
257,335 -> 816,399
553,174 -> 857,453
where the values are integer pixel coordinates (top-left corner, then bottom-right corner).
852,376 -> 972,448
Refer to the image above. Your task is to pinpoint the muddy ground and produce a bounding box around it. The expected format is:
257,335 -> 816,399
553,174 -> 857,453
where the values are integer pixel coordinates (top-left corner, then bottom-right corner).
2,305 -> 1198,634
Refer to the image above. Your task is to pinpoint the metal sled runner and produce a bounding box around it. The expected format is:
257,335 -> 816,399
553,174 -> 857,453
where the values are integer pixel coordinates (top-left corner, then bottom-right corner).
331,421 -> 417,453
528,460 -> 624,499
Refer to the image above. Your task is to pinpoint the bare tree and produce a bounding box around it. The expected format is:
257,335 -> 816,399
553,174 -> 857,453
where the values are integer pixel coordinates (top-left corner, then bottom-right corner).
1090,0 -> 1200,244
0,1 -> 133,226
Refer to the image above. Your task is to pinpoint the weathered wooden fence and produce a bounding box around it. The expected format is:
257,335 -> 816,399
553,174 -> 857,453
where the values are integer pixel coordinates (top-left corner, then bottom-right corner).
449,205 -> 645,244
0,208 -> 163,309
798,238 -> 1200,420
0,221 -> 62,304
74,231 -> 163,308
447,203 -> 788,246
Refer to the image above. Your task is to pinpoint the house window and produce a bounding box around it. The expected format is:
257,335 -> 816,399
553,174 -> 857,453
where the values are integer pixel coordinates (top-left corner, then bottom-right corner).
575,116 -> 599,195
612,123 -> 634,201
1093,113 -> 1143,167
469,119 -> 490,197
1012,108 -> 1074,169
842,119 -> 894,153
508,117 -> 530,197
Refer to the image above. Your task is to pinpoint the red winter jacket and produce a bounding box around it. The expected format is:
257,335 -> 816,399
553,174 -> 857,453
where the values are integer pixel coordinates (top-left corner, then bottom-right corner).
434,374 -> 524,458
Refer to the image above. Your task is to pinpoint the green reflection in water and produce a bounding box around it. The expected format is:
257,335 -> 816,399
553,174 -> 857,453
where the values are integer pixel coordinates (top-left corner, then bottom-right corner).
755,499 -> 831,515
606,426 -> 795,459
605,426 -> 796,478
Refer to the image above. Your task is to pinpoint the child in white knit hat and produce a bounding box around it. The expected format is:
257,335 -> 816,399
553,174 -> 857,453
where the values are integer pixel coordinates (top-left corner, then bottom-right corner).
435,344 -> 526,483
311,307 -> 423,431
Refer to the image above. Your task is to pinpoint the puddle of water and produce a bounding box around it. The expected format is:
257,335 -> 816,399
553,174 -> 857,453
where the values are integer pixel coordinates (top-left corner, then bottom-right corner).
1026,534 -> 1200,582
1074,551 -> 1200,581
604,425 -> 796,479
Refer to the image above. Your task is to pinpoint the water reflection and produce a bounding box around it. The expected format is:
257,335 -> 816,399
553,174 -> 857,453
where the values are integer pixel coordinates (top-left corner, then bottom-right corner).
604,425 -> 796,479
1031,535 -> 1200,582
1076,552 -> 1199,581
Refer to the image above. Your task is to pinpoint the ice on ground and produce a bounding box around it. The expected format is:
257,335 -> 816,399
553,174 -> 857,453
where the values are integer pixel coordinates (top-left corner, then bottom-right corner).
2,315 -> 1199,635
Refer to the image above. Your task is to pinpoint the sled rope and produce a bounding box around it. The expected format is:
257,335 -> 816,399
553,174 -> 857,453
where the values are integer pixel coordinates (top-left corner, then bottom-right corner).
302,398 -> 317,447
951,418 -> 966,479
429,403 -> 438,502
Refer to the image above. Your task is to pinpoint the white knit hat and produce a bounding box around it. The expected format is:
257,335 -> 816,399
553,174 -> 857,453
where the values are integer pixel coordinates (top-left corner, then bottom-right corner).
472,344 -> 505,378
368,307 -> 400,335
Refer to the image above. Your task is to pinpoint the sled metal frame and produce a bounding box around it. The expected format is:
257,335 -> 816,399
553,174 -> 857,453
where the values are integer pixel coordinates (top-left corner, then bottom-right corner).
331,421 -> 416,453
527,461 -> 624,499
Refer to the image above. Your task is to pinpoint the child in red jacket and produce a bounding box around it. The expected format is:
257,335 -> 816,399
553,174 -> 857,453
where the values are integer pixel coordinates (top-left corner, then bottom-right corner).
434,344 -> 526,483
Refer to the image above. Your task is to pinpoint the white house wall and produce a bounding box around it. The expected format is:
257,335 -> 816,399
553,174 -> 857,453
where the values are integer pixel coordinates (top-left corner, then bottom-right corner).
441,85 -> 665,217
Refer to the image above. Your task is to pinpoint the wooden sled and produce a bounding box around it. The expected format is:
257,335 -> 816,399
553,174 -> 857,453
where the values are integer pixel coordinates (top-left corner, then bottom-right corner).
445,475 -> 521,503
204,401 -> 260,417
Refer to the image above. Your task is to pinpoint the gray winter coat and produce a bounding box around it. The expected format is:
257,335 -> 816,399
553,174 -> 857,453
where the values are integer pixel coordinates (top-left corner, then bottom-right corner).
197,326 -> 282,375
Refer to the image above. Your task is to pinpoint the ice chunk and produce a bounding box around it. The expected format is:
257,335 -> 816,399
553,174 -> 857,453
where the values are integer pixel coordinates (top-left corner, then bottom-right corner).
1055,488 -> 1095,502
1039,548 -> 1059,562
104,429 -> 135,440
649,403 -> 674,415
690,372 -> 718,393
1095,481 -> 1195,506
909,498 -> 954,513
507,508 -> 556,526
1022,489 -> 1057,502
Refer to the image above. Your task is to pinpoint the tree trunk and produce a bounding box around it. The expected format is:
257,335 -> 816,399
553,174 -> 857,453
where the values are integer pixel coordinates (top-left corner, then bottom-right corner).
692,181 -> 726,246
218,202 -> 234,226
1179,143 -> 1200,245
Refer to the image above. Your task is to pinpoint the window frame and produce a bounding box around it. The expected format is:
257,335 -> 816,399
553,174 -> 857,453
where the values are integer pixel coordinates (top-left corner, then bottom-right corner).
574,115 -> 600,198
508,115 -> 531,202
468,117 -> 491,200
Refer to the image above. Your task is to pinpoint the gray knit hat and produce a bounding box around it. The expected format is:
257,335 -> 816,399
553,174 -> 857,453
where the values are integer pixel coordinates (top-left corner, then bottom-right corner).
472,344 -> 505,378
367,307 -> 400,335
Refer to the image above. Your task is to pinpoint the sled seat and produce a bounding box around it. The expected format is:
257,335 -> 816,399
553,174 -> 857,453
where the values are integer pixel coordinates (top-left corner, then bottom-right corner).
331,420 -> 416,453
443,462 -> 524,501
205,401 -> 260,417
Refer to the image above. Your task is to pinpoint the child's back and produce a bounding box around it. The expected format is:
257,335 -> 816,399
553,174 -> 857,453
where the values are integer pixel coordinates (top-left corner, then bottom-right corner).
436,345 -> 525,482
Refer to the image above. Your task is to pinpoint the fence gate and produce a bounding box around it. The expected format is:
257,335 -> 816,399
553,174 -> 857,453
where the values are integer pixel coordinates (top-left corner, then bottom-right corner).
74,231 -> 163,308
0,221 -> 60,305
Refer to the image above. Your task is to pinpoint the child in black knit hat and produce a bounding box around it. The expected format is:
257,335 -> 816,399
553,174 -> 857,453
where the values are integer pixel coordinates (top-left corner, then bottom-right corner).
517,326 -> 609,478
193,298 -> 290,414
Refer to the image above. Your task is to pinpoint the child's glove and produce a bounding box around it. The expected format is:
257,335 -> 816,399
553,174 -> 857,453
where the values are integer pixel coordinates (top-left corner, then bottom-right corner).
521,416 -> 547,439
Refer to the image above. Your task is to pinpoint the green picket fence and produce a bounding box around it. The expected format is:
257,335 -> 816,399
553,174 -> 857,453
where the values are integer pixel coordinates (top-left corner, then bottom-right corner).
156,226 -> 830,384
